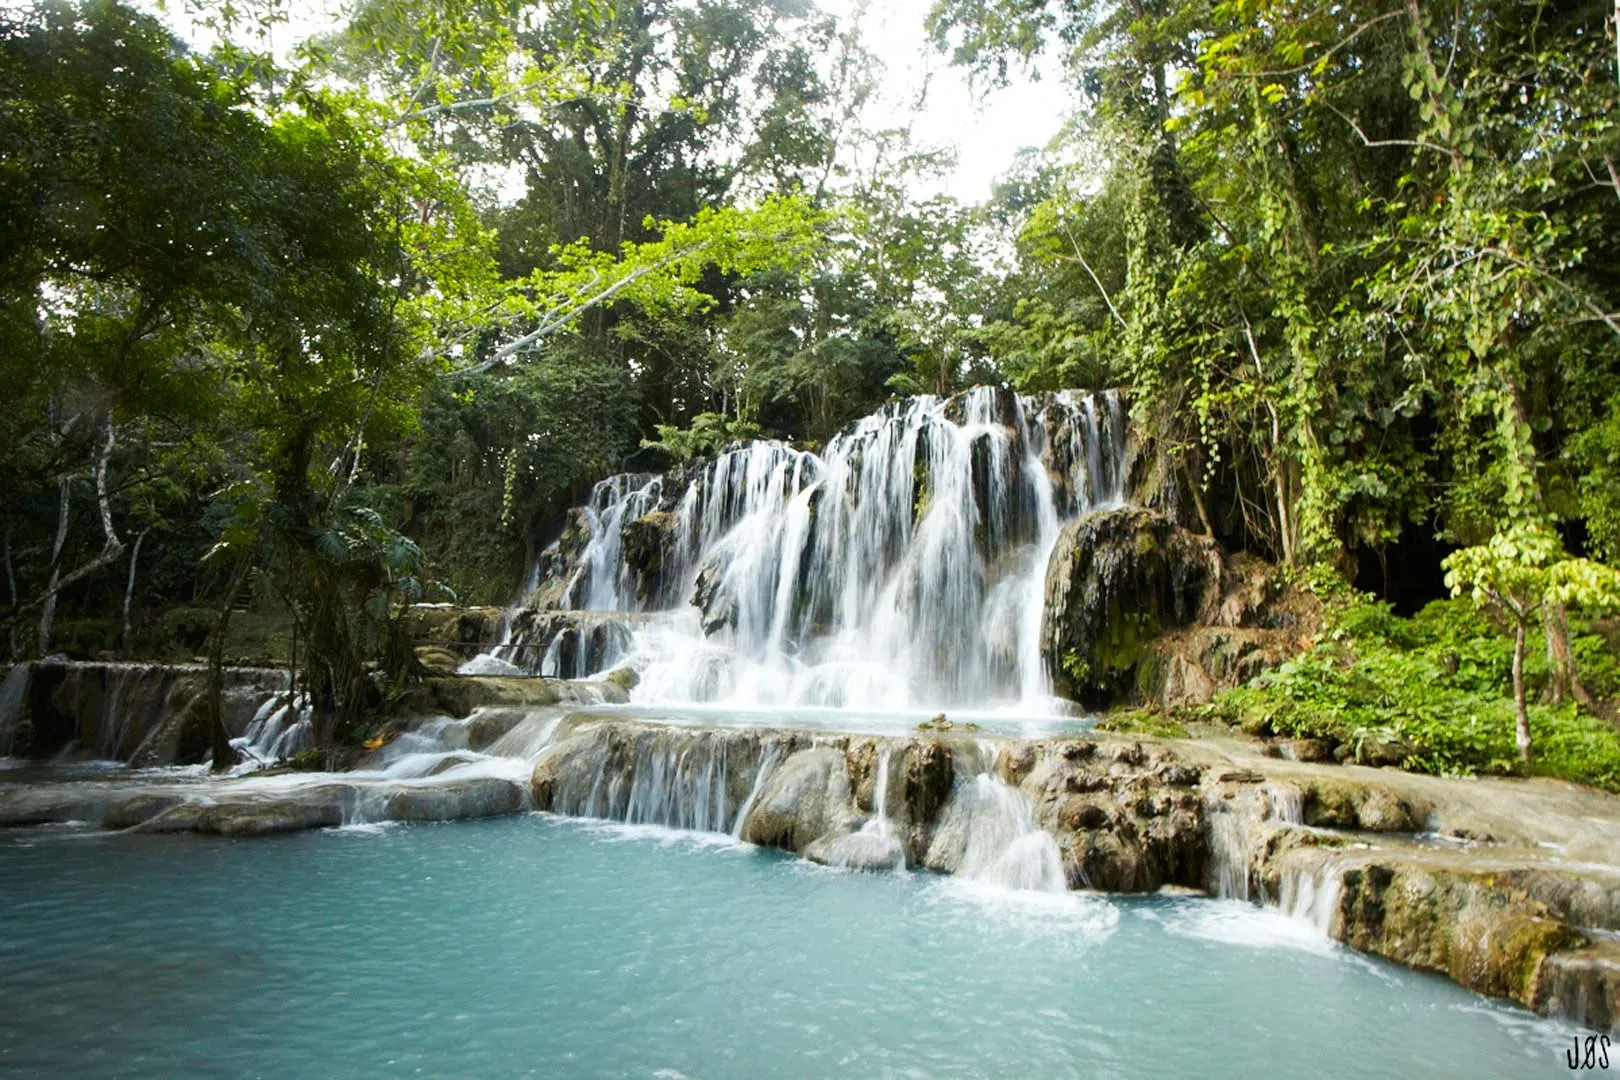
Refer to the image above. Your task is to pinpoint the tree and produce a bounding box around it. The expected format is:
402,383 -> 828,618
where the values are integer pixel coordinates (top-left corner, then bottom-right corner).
1443,523 -> 1620,760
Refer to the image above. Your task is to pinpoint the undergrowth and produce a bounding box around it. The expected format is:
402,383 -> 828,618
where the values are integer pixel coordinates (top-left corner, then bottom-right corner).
1214,596 -> 1620,793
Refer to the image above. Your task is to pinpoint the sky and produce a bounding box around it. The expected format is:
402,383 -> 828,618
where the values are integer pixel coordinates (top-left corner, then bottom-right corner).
822,0 -> 1073,203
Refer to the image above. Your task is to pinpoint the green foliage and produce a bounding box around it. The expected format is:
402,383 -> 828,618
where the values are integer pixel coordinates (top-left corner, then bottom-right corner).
1219,595 -> 1620,792
933,0 -> 1620,575
1094,709 -> 1190,740
643,413 -> 763,464
1444,523 -> 1620,625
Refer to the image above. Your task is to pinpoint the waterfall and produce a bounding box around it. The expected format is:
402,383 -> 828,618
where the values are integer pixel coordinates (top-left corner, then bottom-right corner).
528,388 -> 1127,710
1277,857 -> 1347,936
232,693 -> 313,764
952,773 -> 1068,892
1205,787 -> 1265,902
821,746 -> 904,871
540,727 -> 788,835
0,664 -> 28,757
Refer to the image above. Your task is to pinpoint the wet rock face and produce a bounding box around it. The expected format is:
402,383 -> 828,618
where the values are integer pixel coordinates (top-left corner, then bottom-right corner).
620,511 -> 680,608
402,607 -> 502,661
1136,627 -> 1299,710
1013,741 -> 1208,892
384,778 -> 526,822
1301,778 -> 1424,833
1335,861 -> 1583,1007
1040,508 -> 1222,706
690,558 -> 736,638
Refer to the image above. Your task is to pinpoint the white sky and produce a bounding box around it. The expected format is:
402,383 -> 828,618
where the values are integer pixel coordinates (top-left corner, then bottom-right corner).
823,0 -> 1071,203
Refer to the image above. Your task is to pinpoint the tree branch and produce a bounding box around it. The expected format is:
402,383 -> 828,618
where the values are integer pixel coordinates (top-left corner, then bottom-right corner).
1059,220 -> 1126,330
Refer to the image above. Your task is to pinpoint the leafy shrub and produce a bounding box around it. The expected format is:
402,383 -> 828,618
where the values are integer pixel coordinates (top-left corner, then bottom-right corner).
1218,595 -> 1620,792
641,413 -> 762,464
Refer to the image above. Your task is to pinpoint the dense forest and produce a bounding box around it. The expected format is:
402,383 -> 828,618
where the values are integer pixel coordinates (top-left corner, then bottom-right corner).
4,0 -> 1620,773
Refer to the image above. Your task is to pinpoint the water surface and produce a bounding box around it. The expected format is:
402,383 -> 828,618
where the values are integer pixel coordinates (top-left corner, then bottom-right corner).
0,815 -> 1569,1078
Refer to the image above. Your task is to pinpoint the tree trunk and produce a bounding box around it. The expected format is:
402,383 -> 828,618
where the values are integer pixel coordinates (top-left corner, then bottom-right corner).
205,554 -> 253,772
1513,621 -> 1533,762
36,476 -> 71,657
122,528 -> 150,654
1542,600 -> 1592,707
3,514 -> 15,610
35,426 -> 125,657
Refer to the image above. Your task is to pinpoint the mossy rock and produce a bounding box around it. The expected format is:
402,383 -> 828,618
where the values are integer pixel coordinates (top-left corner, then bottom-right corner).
603,666 -> 640,693
1094,709 -> 1189,739
1041,508 -> 1220,707
1302,779 -> 1418,833
425,676 -> 560,718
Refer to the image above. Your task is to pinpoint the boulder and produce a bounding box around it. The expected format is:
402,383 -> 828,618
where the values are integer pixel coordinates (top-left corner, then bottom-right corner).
1041,508 -> 1222,706
384,778 -> 526,821
739,747 -> 854,853
194,794 -> 346,836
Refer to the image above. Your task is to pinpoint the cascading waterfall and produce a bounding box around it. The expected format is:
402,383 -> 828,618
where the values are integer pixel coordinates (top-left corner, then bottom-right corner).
232,693 -> 313,764
0,664 -> 28,757
540,727 -> 790,835
1205,781 -> 1348,937
518,388 -> 1127,711
953,773 -> 1068,892
822,746 -> 904,871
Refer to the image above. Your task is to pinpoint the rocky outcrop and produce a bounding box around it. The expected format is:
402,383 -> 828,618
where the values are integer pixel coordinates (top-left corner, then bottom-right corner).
0,771 -> 529,835
502,609 -> 649,677
403,606 -> 503,661
1251,839 -> 1620,1026
1042,514 -> 1318,708
1041,508 -> 1223,705
408,675 -> 625,720
740,747 -> 854,850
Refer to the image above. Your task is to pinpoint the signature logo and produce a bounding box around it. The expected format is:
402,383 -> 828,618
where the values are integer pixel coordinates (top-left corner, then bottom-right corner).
1569,1035 -> 1612,1071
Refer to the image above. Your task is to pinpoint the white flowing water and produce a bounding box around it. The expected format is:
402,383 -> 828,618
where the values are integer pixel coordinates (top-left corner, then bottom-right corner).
822,746 -> 904,871
0,664 -> 28,757
231,693 -> 312,765
516,388 -> 1126,711
954,773 -> 1069,893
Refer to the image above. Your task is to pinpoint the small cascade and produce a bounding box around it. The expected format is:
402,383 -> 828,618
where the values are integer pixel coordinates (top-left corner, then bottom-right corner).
456,653 -> 526,677
539,727 -> 787,835
1207,782 -> 1347,940
232,693 -> 313,765
1266,782 -> 1304,825
1276,857 -> 1347,936
728,740 -> 784,839
485,710 -> 569,760
520,388 -> 1129,709
1205,791 -> 1259,902
822,747 -> 904,871
0,664 -> 28,757
953,773 -> 1068,893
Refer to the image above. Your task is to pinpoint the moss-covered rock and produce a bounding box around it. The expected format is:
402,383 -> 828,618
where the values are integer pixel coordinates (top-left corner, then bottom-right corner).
1040,508 -> 1221,706
1302,778 -> 1423,832
423,676 -> 560,718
